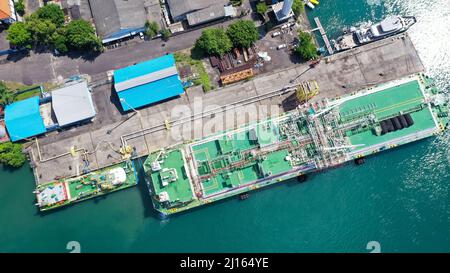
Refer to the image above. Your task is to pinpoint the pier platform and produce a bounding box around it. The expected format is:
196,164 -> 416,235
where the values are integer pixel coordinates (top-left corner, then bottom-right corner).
28,34 -> 424,184
312,17 -> 334,55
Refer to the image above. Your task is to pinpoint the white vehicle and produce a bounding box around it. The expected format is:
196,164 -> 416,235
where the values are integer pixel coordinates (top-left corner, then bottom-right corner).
139,32 -> 144,39
272,31 -> 281,37
277,44 -> 287,50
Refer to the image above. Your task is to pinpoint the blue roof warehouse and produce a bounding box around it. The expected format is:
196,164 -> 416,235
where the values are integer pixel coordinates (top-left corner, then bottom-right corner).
113,54 -> 184,111
4,81 -> 96,142
4,97 -> 47,142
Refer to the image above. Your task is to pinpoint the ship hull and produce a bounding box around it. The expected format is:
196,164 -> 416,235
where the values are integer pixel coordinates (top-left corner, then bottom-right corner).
333,16 -> 417,53
144,74 -> 448,216
36,160 -> 139,211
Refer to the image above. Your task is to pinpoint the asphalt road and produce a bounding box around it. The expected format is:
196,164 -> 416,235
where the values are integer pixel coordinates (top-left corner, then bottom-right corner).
0,30 -> 202,84
0,14 -> 253,85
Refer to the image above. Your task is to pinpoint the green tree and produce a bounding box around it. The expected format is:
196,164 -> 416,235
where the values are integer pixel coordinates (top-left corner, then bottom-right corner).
256,2 -> 268,16
35,3 -> 65,27
195,28 -> 232,57
14,0 -> 25,16
160,28 -> 172,41
226,20 -> 259,49
25,15 -> 57,45
65,20 -> 102,51
292,0 -> 305,17
6,22 -> 32,49
51,31 -> 68,54
0,142 -> 27,168
0,81 -> 15,106
295,31 -> 318,60
145,21 -> 159,38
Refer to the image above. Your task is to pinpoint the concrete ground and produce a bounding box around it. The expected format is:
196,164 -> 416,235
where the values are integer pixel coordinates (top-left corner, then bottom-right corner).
0,30 -> 9,51
28,33 -> 424,184
25,0 -> 42,14
256,24 -> 300,74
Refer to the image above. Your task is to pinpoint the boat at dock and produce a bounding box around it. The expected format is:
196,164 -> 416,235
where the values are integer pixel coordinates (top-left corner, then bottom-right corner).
35,160 -> 138,211
306,1 -> 315,9
332,15 -> 417,52
143,74 -> 449,216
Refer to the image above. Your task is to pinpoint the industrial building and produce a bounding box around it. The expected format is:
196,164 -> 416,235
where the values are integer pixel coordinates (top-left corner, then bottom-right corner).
113,54 -> 184,111
51,81 -> 96,127
88,0 -> 148,44
4,81 -> 96,142
273,0 -> 294,22
166,0 -> 235,26
0,0 -> 16,25
4,97 -> 48,142
186,5 -> 236,27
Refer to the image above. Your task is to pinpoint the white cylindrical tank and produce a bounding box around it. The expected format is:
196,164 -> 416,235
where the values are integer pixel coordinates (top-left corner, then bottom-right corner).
281,0 -> 294,17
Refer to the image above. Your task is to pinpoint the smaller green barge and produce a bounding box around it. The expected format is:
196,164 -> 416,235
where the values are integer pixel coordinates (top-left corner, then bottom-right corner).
35,160 -> 138,211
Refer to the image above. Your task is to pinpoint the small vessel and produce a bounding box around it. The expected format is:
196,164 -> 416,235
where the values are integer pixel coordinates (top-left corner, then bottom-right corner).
306,1 -> 315,9
310,0 -> 319,5
35,160 -> 138,211
333,15 -> 416,52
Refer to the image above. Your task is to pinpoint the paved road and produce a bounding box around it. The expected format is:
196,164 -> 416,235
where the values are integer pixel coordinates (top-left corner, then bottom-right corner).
0,16 -> 252,84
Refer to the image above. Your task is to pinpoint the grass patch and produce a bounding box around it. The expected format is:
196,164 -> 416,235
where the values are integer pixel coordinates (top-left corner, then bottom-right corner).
174,51 -> 212,92
230,0 -> 243,6
4,81 -> 60,101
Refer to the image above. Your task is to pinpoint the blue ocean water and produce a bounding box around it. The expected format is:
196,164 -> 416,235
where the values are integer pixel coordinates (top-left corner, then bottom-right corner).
0,0 -> 449,252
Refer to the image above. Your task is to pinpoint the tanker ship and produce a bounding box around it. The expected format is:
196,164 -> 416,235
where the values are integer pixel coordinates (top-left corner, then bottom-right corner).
143,74 -> 448,216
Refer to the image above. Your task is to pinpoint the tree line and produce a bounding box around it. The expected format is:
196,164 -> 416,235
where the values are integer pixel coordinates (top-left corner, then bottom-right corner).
6,3 -> 102,54
195,20 -> 259,57
194,19 -> 317,61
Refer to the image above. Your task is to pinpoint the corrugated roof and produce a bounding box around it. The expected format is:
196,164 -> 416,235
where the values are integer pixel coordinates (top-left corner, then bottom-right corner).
117,74 -> 184,111
186,4 -> 225,26
114,54 -> 184,111
115,66 -> 178,92
88,0 -> 147,38
114,54 -> 176,83
167,0 -> 228,20
5,96 -> 47,141
0,0 -> 12,20
52,81 -> 96,127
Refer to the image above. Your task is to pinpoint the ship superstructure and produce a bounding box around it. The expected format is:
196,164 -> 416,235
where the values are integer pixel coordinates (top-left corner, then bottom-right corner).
333,15 -> 416,52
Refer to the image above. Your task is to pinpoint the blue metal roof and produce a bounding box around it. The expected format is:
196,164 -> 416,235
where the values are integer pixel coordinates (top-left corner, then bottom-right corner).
114,54 -> 184,111
117,74 -> 184,111
4,96 -> 47,141
102,27 -> 146,44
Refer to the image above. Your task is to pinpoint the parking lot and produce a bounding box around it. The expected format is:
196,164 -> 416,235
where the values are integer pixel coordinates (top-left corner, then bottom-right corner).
256,21 -> 301,74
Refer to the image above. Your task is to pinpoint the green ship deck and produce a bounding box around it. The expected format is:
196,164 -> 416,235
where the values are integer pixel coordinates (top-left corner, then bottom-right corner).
144,74 -> 449,216
35,160 -> 138,211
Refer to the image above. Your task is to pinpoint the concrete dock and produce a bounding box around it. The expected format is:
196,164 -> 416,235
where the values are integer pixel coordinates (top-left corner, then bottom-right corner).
28,33 -> 424,184
313,17 -> 334,55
